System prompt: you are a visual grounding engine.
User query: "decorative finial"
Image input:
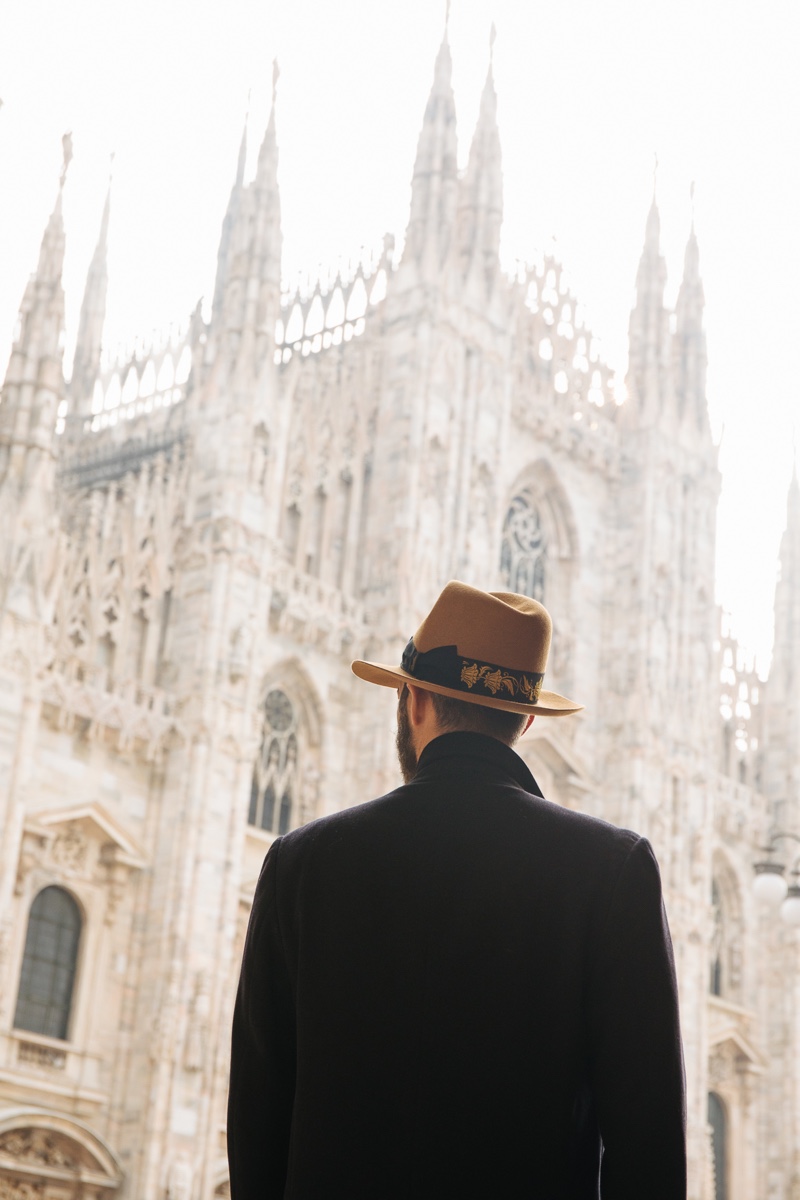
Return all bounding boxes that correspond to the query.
[444,0,451,35]
[690,179,696,230]
[652,151,658,199]
[272,58,280,106]
[60,131,73,189]
[489,22,497,63]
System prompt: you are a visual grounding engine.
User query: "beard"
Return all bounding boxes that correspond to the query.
[395,686,418,784]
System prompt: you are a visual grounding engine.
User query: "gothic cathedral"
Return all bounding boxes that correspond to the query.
[0,31,796,1200]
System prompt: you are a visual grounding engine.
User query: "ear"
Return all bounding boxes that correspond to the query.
[406,683,433,729]
[523,714,535,734]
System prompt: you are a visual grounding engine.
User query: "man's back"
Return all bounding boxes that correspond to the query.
[228,732,686,1198]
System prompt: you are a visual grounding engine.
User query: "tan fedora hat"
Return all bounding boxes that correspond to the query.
[351,580,583,717]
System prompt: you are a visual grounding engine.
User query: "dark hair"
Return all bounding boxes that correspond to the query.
[427,690,529,745]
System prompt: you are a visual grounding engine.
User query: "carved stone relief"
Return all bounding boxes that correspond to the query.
[466,465,493,588]
[0,1128,99,1175]
[708,1045,735,1088]
[150,982,180,1066]
[183,974,210,1074]
[163,1157,192,1200]
[551,612,574,682]
[0,1181,44,1200]
[0,1131,71,1172]
[51,827,88,873]
[15,832,49,896]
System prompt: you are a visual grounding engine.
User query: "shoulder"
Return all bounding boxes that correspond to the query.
[554,802,641,853]
[508,786,644,873]
[270,787,408,871]
[284,787,406,843]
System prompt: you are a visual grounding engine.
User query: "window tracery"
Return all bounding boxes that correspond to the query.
[710,879,724,996]
[249,690,300,836]
[709,865,744,1003]
[500,491,547,601]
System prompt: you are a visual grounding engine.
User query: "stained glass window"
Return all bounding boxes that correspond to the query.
[14,886,81,1040]
[500,492,547,600]
[249,690,299,835]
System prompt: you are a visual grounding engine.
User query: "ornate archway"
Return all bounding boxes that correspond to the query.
[0,1111,122,1199]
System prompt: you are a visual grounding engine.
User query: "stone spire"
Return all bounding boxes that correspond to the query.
[0,133,70,490]
[249,63,282,306]
[214,66,282,369]
[211,105,248,324]
[673,197,708,434]
[773,465,800,691]
[70,169,111,417]
[762,463,800,821]
[626,186,670,420]
[402,14,458,276]
[457,26,503,297]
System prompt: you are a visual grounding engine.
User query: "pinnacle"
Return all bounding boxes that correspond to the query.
[645,194,661,251]
[236,100,248,187]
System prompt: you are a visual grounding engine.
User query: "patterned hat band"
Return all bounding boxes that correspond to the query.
[400,638,544,704]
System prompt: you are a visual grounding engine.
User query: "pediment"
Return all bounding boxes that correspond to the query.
[26,802,146,869]
[707,1004,765,1071]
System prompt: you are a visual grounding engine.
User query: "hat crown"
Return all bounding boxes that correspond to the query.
[414,581,552,676]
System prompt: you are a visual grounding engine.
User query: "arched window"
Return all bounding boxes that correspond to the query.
[709,865,745,1003]
[710,880,724,996]
[708,1091,728,1200]
[14,886,82,1040]
[249,689,299,836]
[500,492,547,601]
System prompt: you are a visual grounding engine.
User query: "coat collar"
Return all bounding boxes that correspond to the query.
[413,731,543,797]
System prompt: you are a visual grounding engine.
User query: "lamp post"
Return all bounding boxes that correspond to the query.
[753,832,800,925]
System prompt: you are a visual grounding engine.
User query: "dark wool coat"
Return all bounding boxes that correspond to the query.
[228,731,686,1199]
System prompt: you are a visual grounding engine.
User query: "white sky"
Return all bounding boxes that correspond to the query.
[1,0,798,673]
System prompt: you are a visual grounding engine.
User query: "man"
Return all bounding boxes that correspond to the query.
[228,581,686,1198]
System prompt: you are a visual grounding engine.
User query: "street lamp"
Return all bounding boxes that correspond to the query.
[781,882,800,926]
[753,860,788,905]
[753,832,800,924]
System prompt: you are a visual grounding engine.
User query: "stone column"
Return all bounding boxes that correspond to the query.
[0,688,41,1017]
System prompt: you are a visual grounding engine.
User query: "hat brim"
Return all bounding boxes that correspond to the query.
[351,659,584,717]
